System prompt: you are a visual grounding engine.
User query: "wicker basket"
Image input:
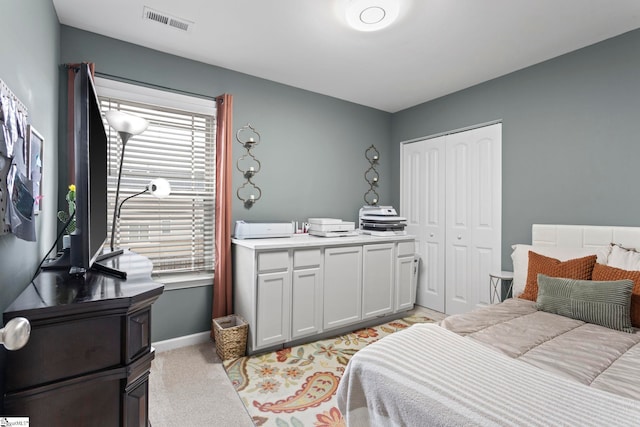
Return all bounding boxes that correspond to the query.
[213,314,248,360]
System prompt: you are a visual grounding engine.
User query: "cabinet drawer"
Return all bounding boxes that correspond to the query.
[5,315,121,391]
[258,251,289,272]
[127,308,151,363]
[293,248,321,269]
[397,241,415,257]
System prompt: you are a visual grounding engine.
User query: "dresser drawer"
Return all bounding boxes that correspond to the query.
[293,248,321,269]
[127,308,151,363]
[5,315,121,391]
[257,251,289,272]
[397,241,415,257]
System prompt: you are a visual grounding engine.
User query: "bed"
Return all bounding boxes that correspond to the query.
[337,225,640,426]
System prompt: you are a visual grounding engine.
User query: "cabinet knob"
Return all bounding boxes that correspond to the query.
[0,317,31,351]
[457,235,462,240]
[429,233,434,237]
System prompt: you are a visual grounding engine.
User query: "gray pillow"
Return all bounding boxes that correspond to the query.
[536,273,634,333]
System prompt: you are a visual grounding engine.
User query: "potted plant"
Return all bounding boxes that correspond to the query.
[57,184,76,248]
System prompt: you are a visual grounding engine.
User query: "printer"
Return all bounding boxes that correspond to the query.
[307,218,357,237]
[358,205,407,236]
[234,220,294,239]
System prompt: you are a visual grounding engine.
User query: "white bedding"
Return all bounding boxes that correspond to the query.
[337,322,640,427]
[338,224,640,425]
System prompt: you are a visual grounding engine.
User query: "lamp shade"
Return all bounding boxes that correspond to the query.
[148,178,171,199]
[105,111,149,136]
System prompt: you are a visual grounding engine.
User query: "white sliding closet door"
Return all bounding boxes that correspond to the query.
[401,137,446,312]
[445,124,502,314]
[400,123,502,315]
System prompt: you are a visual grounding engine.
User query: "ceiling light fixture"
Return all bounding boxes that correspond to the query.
[345,0,400,32]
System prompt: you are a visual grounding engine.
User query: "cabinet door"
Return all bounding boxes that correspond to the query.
[291,267,322,339]
[256,271,290,348]
[124,376,149,427]
[362,243,394,319]
[395,255,416,311]
[323,246,362,330]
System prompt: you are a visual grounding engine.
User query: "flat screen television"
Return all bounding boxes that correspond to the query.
[68,64,108,275]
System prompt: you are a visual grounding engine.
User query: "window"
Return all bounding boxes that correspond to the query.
[95,77,216,278]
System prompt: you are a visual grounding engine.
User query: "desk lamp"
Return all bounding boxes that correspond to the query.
[117,177,171,218]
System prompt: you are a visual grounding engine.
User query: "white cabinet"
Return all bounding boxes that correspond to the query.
[395,241,416,311]
[255,251,290,348]
[233,235,416,354]
[362,243,394,319]
[323,246,363,330]
[291,249,322,340]
[256,271,290,347]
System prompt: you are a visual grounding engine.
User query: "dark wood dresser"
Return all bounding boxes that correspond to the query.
[1,251,164,426]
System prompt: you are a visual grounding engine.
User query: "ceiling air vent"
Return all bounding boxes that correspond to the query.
[143,6,193,32]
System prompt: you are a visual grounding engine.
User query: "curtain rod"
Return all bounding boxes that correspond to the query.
[94,71,216,102]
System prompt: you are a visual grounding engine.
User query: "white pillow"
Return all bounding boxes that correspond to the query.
[607,244,640,271]
[510,244,611,297]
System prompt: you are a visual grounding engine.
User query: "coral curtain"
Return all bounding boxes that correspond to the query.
[212,94,234,331]
[65,63,95,183]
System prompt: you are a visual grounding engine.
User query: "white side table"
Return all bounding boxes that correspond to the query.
[489,271,514,304]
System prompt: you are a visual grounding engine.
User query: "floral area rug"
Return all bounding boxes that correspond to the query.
[223,315,433,427]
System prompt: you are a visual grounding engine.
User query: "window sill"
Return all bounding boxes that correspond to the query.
[153,271,214,291]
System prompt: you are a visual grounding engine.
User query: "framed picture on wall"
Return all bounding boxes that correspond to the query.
[27,125,44,214]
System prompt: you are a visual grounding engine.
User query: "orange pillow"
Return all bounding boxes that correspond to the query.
[520,251,597,301]
[592,263,640,328]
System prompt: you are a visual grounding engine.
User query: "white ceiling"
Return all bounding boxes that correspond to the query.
[52,0,640,113]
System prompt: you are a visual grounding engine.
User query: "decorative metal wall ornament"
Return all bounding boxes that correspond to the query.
[364,145,380,206]
[236,123,262,208]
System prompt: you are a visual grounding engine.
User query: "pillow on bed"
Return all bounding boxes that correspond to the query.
[520,252,597,301]
[592,263,640,328]
[536,274,633,333]
[607,244,640,271]
[511,245,609,298]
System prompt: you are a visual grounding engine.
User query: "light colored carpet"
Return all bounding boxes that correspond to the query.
[149,305,445,426]
[149,341,254,426]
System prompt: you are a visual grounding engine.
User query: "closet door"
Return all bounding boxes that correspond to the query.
[445,124,502,315]
[401,136,446,312]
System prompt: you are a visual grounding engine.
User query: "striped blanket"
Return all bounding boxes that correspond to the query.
[337,323,640,427]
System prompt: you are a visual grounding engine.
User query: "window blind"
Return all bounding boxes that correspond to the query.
[96,83,216,276]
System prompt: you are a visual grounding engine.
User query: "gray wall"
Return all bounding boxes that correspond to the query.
[390,28,640,269]
[0,1,60,313]
[58,26,392,341]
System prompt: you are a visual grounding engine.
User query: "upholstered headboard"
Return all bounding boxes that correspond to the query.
[532,224,640,250]
[510,224,640,296]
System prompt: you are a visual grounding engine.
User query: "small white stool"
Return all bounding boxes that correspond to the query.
[489,271,514,304]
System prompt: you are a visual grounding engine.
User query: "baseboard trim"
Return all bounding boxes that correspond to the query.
[152,331,212,353]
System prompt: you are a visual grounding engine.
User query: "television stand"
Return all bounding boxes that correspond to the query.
[97,248,124,261]
[2,251,164,426]
[42,248,129,279]
[41,248,71,270]
[94,248,129,279]
[91,259,127,279]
